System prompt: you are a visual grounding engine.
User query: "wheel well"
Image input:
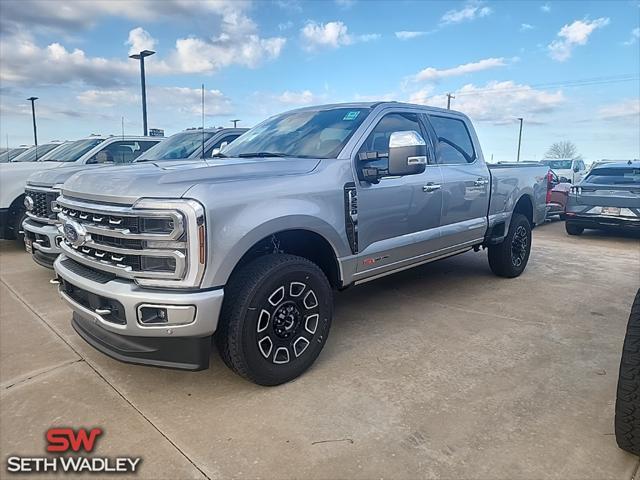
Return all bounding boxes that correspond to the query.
[513,195,533,226]
[232,230,341,289]
[6,194,25,238]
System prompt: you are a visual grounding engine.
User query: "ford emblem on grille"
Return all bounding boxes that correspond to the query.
[23,196,34,211]
[63,219,88,247]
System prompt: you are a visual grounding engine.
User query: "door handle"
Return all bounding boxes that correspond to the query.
[423,184,441,193]
[474,178,489,186]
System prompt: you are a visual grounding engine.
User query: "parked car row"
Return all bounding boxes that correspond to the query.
[2,102,552,386]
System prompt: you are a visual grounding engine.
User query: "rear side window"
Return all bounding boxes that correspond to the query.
[584,167,640,185]
[428,115,475,164]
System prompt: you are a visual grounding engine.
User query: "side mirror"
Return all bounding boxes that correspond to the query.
[210,148,221,157]
[573,165,580,173]
[387,130,427,177]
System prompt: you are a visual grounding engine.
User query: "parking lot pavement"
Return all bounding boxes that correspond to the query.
[1,220,638,479]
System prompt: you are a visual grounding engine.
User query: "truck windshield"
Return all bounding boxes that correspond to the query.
[541,160,573,169]
[137,131,216,161]
[584,167,640,185]
[11,143,60,162]
[222,107,371,159]
[40,139,104,162]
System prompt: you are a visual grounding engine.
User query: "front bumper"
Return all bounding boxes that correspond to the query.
[22,218,63,268]
[54,255,225,370]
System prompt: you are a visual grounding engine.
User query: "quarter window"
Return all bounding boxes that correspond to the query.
[357,112,424,171]
[428,115,475,164]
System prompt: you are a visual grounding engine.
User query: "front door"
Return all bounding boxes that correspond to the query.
[353,111,443,279]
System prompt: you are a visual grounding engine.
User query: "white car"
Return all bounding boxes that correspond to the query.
[539,158,587,184]
[0,135,162,242]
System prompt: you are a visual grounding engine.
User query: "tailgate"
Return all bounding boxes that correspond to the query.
[575,185,640,208]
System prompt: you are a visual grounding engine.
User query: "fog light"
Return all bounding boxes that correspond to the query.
[139,306,168,324]
[141,256,176,272]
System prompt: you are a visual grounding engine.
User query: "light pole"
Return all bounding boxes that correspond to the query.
[129,50,155,136]
[27,97,38,147]
[230,119,241,128]
[446,93,455,110]
[516,117,523,162]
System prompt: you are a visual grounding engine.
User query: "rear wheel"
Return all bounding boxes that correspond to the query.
[615,289,640,456]
[488,213,532,278]
[565,222,584,236]
[216,254,333,386]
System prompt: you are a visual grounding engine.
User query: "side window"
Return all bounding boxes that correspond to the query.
[357,112,423,171]
[205,135,241,157]
[91,141,156,164]
[428,115,476,164]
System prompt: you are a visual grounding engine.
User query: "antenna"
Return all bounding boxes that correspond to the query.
[121,116,125,140]
[201,84,205,159]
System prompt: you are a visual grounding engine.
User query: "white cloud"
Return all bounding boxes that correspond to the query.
[623,27,640,46]
[548,17,610,61]
[126,27,157,56]
[441,1,492,25]
[301,21,353,49]
[1,0,250,33]
[411,57,508,82]
[395,31,429,40]
[409,81,565,125]
[541,3,551,13]
[77,89,137,108]
[520,23,535,31]
[152,87,233,116]
[0,32,135,87]
[598,98,640,120]
[275,90,318,105]
[300,21,378,50]
[335,0,357,7]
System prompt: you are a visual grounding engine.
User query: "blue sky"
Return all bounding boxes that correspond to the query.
[1,0,638,162]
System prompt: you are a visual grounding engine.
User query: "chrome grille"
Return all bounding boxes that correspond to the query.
[56,195,205,288]
[25,187,58,222]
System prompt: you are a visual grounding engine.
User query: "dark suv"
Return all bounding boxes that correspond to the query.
[565,161,640,235]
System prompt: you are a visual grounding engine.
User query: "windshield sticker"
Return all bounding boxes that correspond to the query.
[343,111,360,121]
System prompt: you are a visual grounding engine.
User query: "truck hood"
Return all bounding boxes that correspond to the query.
[27,163,117,187]
[61,157,321,204]
[0,161,63,176]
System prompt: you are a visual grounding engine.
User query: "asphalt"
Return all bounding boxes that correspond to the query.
[1,220,639,479]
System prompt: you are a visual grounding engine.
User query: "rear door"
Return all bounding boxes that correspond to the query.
[424,114,490,248]
[354,110,443,277]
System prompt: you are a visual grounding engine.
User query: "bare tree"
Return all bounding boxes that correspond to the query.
[545,141,582,160]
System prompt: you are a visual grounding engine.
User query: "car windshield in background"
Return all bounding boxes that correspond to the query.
[222,107,371,159]
[584,167,640,185]
[11,144,60,162]
[137,131,216,161]
[542,160,573,169]
[0,148,28,162]
[40,138,104,162]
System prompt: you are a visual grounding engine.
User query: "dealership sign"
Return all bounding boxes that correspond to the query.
[6,428,141,474]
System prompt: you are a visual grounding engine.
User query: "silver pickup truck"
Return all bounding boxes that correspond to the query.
[52,102,548,385]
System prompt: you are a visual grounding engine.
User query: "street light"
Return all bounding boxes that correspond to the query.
[230,119,241,128]
[27,97,38,147]
[516,117,523,162]
[129,50,155,136]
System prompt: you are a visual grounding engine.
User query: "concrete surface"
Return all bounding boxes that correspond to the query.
[0,220,638,479]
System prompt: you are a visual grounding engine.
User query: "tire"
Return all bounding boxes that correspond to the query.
[12,207,27,245]
[215,254,333,386]
[488,213,532,278]
[565,222,584,236]
[616,289,640,456]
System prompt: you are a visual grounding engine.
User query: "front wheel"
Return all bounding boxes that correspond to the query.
[488,213,532,278]
[215,254,333,386]
[13,207,27,246]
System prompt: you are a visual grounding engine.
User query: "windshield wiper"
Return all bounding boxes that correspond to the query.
[237,152,289,158]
